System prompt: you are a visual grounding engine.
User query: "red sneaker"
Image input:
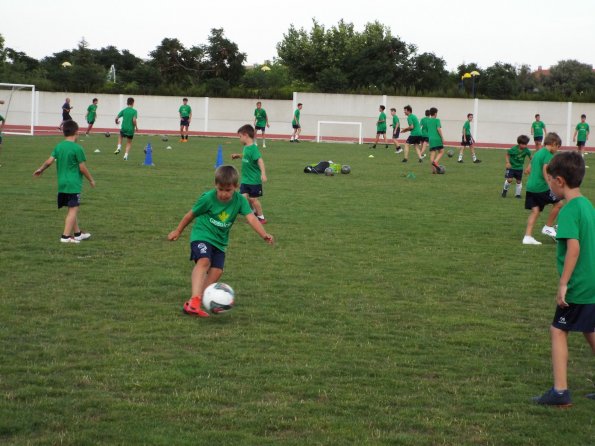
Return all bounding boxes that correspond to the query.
[183,297,209,318]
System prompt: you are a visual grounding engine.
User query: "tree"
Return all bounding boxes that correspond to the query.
[481,63,520,99]
[203,28,246,84]
[409,52,448,92]
[149,38,204,86]
[545,60,595,97]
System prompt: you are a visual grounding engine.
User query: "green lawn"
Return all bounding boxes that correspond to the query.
[1,134,594,445]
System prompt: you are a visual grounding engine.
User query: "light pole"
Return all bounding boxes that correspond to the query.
[470,70,480,98]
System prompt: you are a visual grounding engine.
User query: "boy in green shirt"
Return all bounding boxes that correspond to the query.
[85,98,98,136]
[390,108,403,154]
[371,105,388,149]
[401,105,423,163]
[0,104,5,165]
[231,124,268,224]
[533,151,595,407]
[572,114,590,158]
[531,114,547,150]
[419,109,430,158]
[168,165,274,318]
[253,101,269,148]
[33,120,96,244]
[501,135,532,198]
[426,108,445,174]
[459,113,481,163]
[523,133,563,245]
[114,97,138,160]
[290,103,302,143]
[179,98,192,142]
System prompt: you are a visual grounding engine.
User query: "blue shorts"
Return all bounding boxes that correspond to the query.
[255,125,266,132]
[240,183,263,198]
[406,135,422,145]
[87,120,95,125]
[552,303,595,332]
[525,190,560,211]
[577,141,586,148]
[292,124,301,129]
[120,131,134,140]
[461,135,473,146]
[421,136,429,143]
[180,117,190,127]
[534,136,543,142]
[376,130,386,135]
[505,168,523,181]
[392,128,400,139]
[57,192,80,208]
[190,241,225,269]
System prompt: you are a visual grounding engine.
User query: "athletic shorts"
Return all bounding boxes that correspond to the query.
[57,192,81,208]
[376,130,386,135]
[62,113,72,121]
[577,141,586,148]
[292,124,301,129]
[534,136,543,142]
[240,183,263,198]
[406,135,422,145]
[189,241,225,269]
[429,145,444,151]
[551,303,595,332]
[421,136,429,143]
[87,119,95,125]
[461,135,473,146]
[505,168,523,181]
[255,126,266,132]
[180,117,190,127]
[392,128,400,139]
[120,131,134,139]
[525,190,560,211]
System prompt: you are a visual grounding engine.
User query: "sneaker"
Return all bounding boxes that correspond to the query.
[432,161,440,170]
[402,158,408,163]
[183,298,209,318]
[515,195,522,199]
[586,393,595,400]
[533,387,572,407]
[263,144,267,148]
[522,236,542,245]
[371,144,376,149]
[473,159,482,164]
[294,140,300,143]
[114,148,121,154]
[457,159,463,163]
[418,158,423,163]
[258,217,267,224]
[542,225,557,240]
[395,148,403,154]
[123,154,128,161]
[502,189,508,198]
[385,145,389,149]
[74,232,91,241]
[60,237,80,244]
[290,139,294,143]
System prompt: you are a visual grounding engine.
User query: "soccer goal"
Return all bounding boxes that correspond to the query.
[317,121,363,144]
[0,83,36,135]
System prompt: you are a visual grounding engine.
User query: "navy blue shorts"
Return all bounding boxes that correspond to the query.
[62,113,72,121]
[255,126,266,132]
[461,135,473,146]
[534,136,543,142]
[57,192,80,208]
[240,183,263,198]
[505,168,523,181]
[292,124,301,129]
[429,145,443,151]
[525,190,560,211]
[87,120,95,125]
[406,135,422,145]
[577,141,586,147]
[421,136,429,143]
[376,130,386,135]
[180,117,190,127]
[552,303,595,332]
[392,128,400,139]
[190,241,225,269]
[120,131,134,140]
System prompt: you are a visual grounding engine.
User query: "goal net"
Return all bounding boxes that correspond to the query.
[0,83,36,135]
[317,121,363,144]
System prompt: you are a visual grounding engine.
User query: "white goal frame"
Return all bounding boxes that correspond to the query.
[0,83,36,135]
[317,121,363,144]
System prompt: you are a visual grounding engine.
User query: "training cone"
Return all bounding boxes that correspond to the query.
[143,142,154,166]
[214,144,224,169]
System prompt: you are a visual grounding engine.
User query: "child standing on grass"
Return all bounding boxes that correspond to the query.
[0,104,5,166]
[168,165,274,318]
[290,103,302,143]
[459,113,481,163]
[253,101,269,148]
[572,114,590,159]
[522,132,564,245]
[502,135,532,198]
[401,105,423,163]
[390,108,402,154]
[531,113,547,150]
[85,98,98,136]
[426,107,445,174]
[371,105,388,149]
[533,151,595,407]
[179,98,192,142]
[33,120,95,244]
[231,124,268,224]
[114,97,138,161]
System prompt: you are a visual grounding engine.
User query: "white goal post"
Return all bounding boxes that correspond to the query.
[0,83,36,135]
[317,121,363,144]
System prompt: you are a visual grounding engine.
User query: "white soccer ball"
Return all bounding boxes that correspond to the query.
[203,283,235,314]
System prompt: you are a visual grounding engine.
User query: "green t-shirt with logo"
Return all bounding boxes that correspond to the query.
[507,145,532,170]
[86,104,97,123]
[254,108,267,127]
[117,107,137,136]
[408,114,422,137]
[392,115,399,128]
[50,140,87,194]
[190,189,253,252]
[377,112,387,132]
[241,143,263,185]
[425,117,443,148]
[575,122,590,142]
[292,109,300,126]
[556,196,595,304]
[526,147,554,193]
[532,120,546,137]
[179,104,192,118]
[463,120,471,136]
[420,116,429,137]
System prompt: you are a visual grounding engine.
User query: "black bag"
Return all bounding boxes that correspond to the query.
[304,161,330,174]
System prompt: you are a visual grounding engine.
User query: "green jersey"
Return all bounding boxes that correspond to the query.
[292,109,300,126]
[575,122,590,142]
[254,108,267,127]
[420,116,429,137]
[179,104,192,118]
[50,140,87,194]
[556,196,595,304]
[190,189,253,252]
[507,145,532,170]
[526,147,554,193]
[0,114,4,122]
[425,117,443,148]
[408,114,422,137]
[86,104,97,123]
[241,143,262,185]
[532,120,545,137]
[391,115,399,128]
[377,112,387,132]
[117,107,137,136]
[463,120,471,136]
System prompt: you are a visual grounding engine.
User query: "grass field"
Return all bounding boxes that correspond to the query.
[1,134,594,445]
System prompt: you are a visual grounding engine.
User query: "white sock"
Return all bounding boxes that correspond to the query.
[515,183,522,195]
[472,153,477,161]
[257,214,264,219]
[117,144,121,149]
[503,181,510,190]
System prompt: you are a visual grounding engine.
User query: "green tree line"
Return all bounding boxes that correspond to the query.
[1,22,594,102]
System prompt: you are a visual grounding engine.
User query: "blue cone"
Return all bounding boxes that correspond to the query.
[143,142,154,166]
[214,144,223,169]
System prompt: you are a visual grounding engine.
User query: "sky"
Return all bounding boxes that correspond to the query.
[3,0,594,72]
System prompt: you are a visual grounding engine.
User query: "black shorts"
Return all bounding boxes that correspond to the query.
[57,192,80,208]
[255,126,266,132]
[87,120,95,125]
[461,135,473,146]
[534,136,543,142]
[120,131,134,140]
[429,145,444,151]
[392,128,400,139]
[292,124,301,129]
[189,241,225,269]
[240,183,263,198]
[376,130,386,135]
[577,141,586,147]
[406,135,422,145]
[421,136,429,143]
[180,117,190,127]
[62,113,72,121]
[551,303,595,332]
[525,190,560,211]
[505,168,523,181]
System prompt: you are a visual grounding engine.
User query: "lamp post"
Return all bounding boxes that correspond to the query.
[470,70,480,98]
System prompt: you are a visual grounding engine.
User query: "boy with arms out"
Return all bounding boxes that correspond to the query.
[401,105,423,163]
[231,125,268,224]
[572,114,589,158]
[168,165,274,318]
[290,103,302,143]
[502,135,532,198]
[390,108,403,154]
[179,98,192,142]
[531,113,547,150]
[533,151,595,407]
[253,101,269,148]
[371,105,388,149]
[522,132,564,245]
[85,98,98,136]
[426,108,445,174]
[459,113,481,163]
[33,120,95,243]
[114,97,138,160]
